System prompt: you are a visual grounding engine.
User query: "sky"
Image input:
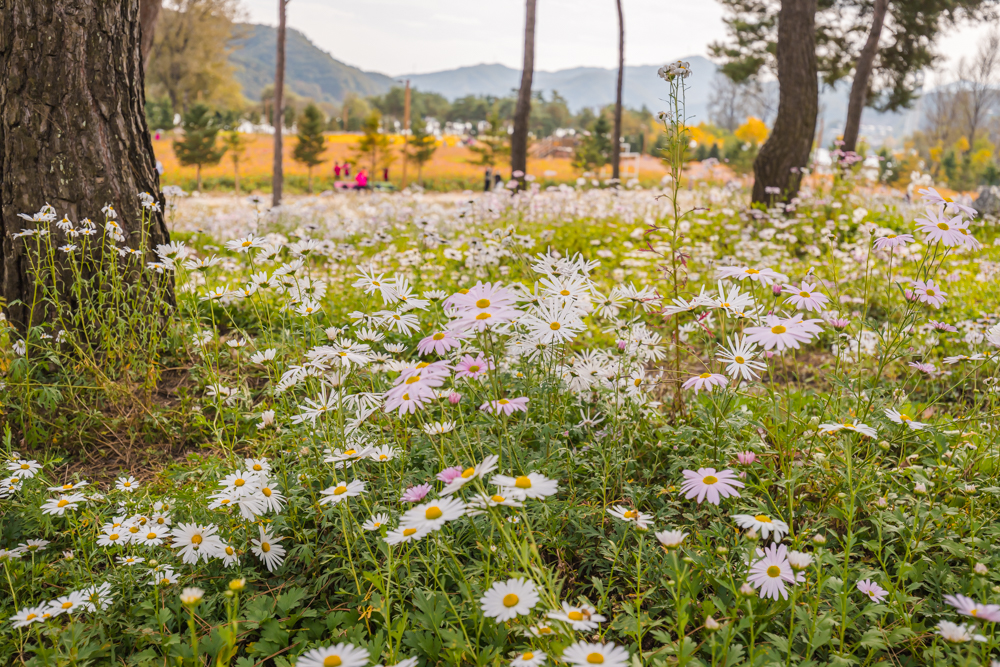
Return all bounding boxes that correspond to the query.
[241,0,992,79]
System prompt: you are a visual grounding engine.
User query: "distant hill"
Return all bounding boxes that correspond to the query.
[226,27,921,145]
[229,24,393,105]
[401,57,718,122]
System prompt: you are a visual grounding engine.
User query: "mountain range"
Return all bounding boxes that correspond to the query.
[229,23,921,143]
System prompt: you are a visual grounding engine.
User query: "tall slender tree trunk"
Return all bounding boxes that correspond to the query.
[139,0,161,66]
[196,164,202,192]
[0,0,169,330]
[510,0,537,186]
[751,0,818,205]
[842,0,888,154]
[272,0,288,207]
[611,0,624,181]
[307,166,313,194]
[233,159,241,193]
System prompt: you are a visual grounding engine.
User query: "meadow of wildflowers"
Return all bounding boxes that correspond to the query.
[3,72,1000,667]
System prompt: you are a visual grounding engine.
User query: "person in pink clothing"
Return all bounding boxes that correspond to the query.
[355,169,368,189]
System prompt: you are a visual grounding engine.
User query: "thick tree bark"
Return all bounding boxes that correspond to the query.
[510,0,536,185]
[842,0,888,153]
[751,0,818,205]
[611,0,624,181]
[272,0,287,207]
[139,0,161,66]
[0,0,169,330]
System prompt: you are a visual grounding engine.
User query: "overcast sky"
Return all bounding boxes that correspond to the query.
[241,0,992,80]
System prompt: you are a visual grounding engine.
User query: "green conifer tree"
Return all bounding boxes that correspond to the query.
[173,104,226,191]
[573,115,612,173]
[293,103,328,192]
[406,122,438,185]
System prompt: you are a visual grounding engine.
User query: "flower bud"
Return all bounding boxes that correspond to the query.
[228,578,246,592]
[812,533,827,546]
[448,392,462,405]
[739,582,756,597]
[180,587,204,606]
[914,483,927,495]
[704,616,721,632]
[974,563,988,575]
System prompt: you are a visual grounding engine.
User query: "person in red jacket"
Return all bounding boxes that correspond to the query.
[355,169,368,189]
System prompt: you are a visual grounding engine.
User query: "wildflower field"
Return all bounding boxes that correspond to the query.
[4,171,1000,667]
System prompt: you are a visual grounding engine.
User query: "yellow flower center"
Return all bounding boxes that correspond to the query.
[523,653,535,660]
[735,356,745,364]
[469,365,480,372]
[587,653,605,664]
[925,289,935,296]
[899,414,911,421]
[886,233,896,239]
[261,543,270,553]
[324,657,343,667]
[191,535,203,545]
[550,322,561,330]
[699,372,711,379]
[937,222,949,230]
[61,484,72,490]
[226,547,234,555]
[703,475,718,484]
[771,325,787,334]
[746,268,759,274]
[25,613,36,621]
[461,467,476,478]
[20,463,29,470]
[379,455,388,460]
[515,476,532,489]
[425,506,443,520]
[799,291,810,298]
[766,565,781,577]
[492,495,506,503]
[62,601,73,609]
[498,398,509,405]
[403,528,417,536]
[344,449,357,456]
[147,532,157,540]
[475,313,492,320]
[503,593,520,607]
[405,376,421,385]
[334,485,348,495]
[560,289,571,296]
[415,362,429,369]
[538,626,552,634]
[624,510,638,519]
[263,488,272,497]
[234,479,245,487]
[57,499,69,507]
[433,333,445,340]
[129,526,139,533]
[476,298,491,308]
[402,393,410,401]
[253,464,263,471]
[160,578,170,585]
[109,533,119,540]
[754,515,771,523]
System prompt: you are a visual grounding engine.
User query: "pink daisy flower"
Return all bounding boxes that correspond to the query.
[912,279,946,308]
[908,361,936,374]
[681,372,729,394]
[736,451,757,465]
[873,232,914,250]
[856,579,888,603]
[943,594,1000,622]
[437,466,464,483]
[480,397,529,416]
[917,187,978,218]
[914,209,966,247]
[383,390,432,415]
[782,282,829,312]
[679,468,744,505]
[401,484,432,503]
[745,314,824,352]
[929,320,957,332]
[454,354,494,380]
[417,330,463,356]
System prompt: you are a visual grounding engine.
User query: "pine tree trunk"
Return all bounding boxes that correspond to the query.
[510,0,536,186]
[842,0,888,154]
[233,160,240,193]
[196,164,202,192]
[272,0,287,207]
[0,0,170,330]
[139,0,160,66]
[307,167,313,194]
[751,0,818,205]
[611,0,624,181]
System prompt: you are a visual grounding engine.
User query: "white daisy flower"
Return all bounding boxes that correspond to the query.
[480,577,540,623]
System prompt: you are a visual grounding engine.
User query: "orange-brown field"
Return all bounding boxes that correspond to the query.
[152,133,673,192]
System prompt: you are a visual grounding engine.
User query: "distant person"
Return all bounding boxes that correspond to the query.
[155,160,164,176]
[355,169,368,190]
[334,162,342,178]
[484,167,492,192]
[344,163,351,178]
[493,172,503,190]
[382,167,389,181]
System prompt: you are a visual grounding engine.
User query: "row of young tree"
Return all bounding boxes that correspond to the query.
[171,103,440,192]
